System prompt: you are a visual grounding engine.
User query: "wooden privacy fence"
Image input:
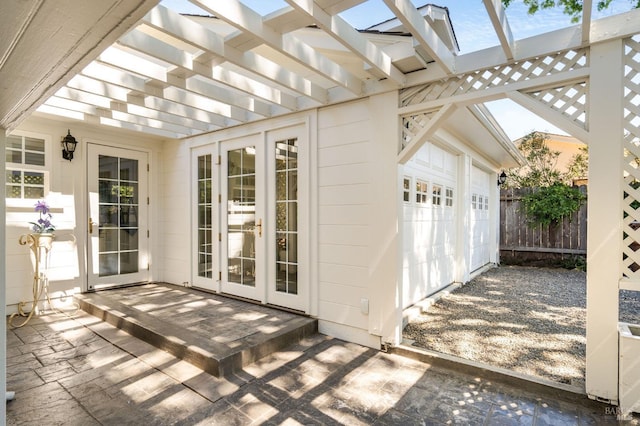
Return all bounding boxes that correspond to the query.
[500,186,587,257]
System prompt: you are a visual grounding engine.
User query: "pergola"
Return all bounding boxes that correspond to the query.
[2,0,640,414]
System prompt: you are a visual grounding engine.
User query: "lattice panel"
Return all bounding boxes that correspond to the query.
[401,48,588,107]
[525,81,588,130]
[623,35,640,278]
[401,110,438,151]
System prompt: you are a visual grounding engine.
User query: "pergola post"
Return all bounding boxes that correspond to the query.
[585,38,624,402]
[1,128,7,417]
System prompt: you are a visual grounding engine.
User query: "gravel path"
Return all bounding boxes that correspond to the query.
[403,265,640,387]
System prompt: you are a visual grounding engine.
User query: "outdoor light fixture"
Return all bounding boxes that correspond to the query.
[61,129,77,161]
[497,170,507,186]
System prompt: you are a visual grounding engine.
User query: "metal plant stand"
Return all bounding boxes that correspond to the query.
[9,233,65,328]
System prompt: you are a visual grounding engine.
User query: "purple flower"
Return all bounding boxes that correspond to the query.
[34,200,50,215]
[29,200,55,233]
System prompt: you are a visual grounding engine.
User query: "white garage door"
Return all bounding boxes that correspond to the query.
[470,166,491,272]
[402,143,457,308]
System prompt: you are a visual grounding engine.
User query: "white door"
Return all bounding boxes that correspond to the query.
[470,166,491,271]
[191,145,219,291]
[218,127,307,312]
[266,127,307,312]
[221,136,265,301]
[87,144,149,290]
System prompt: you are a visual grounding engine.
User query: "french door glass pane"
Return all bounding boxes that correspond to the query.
[98,155,139,277]
[275,139,298,294]
[228,147,256,286]
[197,155,213,278]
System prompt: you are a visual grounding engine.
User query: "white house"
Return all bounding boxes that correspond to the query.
[2,0,640,417]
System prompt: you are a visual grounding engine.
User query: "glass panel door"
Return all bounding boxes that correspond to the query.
[227,147,257,286]
[275,138,298,295]
[221,137,264,300]
[88,144,149,290]
[266,126,307,312]
[191,145,218,291]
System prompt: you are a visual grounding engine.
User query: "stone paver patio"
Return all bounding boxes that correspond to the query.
[5,289,635,425]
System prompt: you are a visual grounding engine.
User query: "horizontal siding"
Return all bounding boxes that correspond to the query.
[318,225,369,246]
[318,263,368,287]
[318,300,368,330]
[318,140,370,167]
[318,163,370,186]
[316,100,372,334]
[318,184,370,206]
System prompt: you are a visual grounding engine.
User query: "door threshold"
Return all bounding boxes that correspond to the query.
[88,281,150,293]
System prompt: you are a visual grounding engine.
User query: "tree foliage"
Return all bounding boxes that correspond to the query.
[506,131,588,226]
[506,131,562,188]
[506,131,588,188]
[520,184,586,226]
[501,0,640,23]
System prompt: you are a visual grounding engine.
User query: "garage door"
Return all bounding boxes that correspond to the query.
[402,143,457,308]
[470,166,491,272]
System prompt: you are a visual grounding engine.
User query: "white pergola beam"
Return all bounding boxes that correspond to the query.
[382,0,456,74]
[82,62,231,128]
[143,6,326,103]
[284,0,406,85]
[483,0,515,60]
[507,90,590,143]
[191,0,363,95]
[582,0,592,43]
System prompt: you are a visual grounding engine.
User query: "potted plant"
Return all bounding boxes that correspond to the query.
[22,200,56,249]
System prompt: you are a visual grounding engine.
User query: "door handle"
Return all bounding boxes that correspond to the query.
[89,217,95,234]
[256,219,262,237]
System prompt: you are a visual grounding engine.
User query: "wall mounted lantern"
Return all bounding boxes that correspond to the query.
[61,129,77,161]
[497,170,507,186]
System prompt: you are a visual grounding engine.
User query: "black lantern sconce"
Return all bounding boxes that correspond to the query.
[497,170,507,186]
[61,129,78,161]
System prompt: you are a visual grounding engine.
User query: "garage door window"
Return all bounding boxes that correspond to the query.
[416,180,428,204]
[403,177,411,203]
[432,184,442,206]
[445,187,454,207]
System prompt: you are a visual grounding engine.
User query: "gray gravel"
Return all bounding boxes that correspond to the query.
[403,265,640,386]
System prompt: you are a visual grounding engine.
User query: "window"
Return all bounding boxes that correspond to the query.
[484,195,489,210]
[5,133,49,199]
[432,184,442,206]
[416,179,428,204]
[478,195,484,210]
[445,187,454,207]
[403,177,411,203]
[471,194,477,209]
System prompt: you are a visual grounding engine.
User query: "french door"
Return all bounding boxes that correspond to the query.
[191,145,219,291]
[221,136,265,300]
[87,144,149,290]
[191,126,307,312]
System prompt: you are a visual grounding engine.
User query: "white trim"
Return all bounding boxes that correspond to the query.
[1,128,8,421]
[318,320,381,350]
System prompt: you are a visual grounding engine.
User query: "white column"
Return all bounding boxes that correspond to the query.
[586,39,624,402]
[368,92,402,345]
[455,154,471,283]
[1,128,7,418]
[490,171,500,265]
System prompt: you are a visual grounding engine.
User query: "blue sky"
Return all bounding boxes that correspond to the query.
[158,0,634,140]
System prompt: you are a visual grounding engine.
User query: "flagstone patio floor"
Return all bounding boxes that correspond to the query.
[5,284,636,425]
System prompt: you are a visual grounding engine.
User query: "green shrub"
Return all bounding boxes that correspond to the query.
[520,184,586,226]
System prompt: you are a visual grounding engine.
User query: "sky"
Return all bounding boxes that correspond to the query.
[159,0,635,140]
